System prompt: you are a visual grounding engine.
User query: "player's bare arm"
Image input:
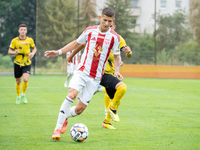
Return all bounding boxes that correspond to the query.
[66,54,71,65]
[114,54,123,80]
[28,46,37,59]
[8,48,19,55]
[44,40,80,58]
[67,42,86,63]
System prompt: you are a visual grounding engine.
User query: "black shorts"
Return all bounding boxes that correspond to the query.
[14,63,31,78]
[100,73,121,99]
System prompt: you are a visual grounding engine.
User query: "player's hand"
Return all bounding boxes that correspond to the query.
[44,50,59,58]
[28,53,34,59]
[67,62,71,65]
[124,46,131,53]
[123,46,132,58]
[115,72,123,80]
[15,49,19,54]
[67,55,73,64]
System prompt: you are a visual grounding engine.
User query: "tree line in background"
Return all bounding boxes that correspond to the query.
[0,0,200,70]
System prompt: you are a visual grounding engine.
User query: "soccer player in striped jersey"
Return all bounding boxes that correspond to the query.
[45,7,122,140]
[67,21,132,129]
[64,50,81,88]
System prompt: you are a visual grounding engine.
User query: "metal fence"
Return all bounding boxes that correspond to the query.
[1,50,199,75]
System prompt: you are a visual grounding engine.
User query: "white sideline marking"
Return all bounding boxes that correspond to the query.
[0,87,64,88]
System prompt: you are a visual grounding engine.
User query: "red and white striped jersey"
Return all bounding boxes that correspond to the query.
[67,50,81,66]
[76,25,120,80]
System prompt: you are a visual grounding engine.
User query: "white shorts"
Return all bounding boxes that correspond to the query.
[68,70,100,106]
[67,63,77,74]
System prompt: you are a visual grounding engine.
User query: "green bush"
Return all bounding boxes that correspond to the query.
[0,54,13,69]
[176,40,200,65]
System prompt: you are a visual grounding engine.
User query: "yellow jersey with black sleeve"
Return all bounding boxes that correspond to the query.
[104,35,126,75]
[9,36,35,66]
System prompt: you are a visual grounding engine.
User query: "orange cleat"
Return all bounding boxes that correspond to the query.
[61,118,68,134]
[52,129,61,140]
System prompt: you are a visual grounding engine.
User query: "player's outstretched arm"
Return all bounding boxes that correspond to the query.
[67,42,86,63]
[114,54,123,80]
[44,40,80,58]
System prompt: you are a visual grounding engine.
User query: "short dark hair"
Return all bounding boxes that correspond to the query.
[102,7,115,17]
[19,24,27,29]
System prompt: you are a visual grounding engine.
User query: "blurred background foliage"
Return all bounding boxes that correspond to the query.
[0,0,200,72]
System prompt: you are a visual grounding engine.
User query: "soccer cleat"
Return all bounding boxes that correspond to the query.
[52,129,61,140]
[109,108,120,122]
[21,95,27,104]
[102,122,116,129]
[16,97,21,104]
[61,118,68,134]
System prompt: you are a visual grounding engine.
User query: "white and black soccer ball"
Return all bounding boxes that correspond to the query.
[70,123,89,142]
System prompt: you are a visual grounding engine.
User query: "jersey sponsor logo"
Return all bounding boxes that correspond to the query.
[104,39,110,45]
[98,35,105,39]
[91,37,96,41]
[21,42,27,44]
[93,45,103,57]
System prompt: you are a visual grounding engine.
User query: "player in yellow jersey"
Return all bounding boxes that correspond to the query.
[8,24,37,104]
[100,21,132,129]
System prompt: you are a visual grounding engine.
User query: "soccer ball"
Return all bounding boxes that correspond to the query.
[70,123,89,142]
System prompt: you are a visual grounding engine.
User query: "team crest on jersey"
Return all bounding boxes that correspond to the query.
[93,45,103,57]
[104,39,110,45]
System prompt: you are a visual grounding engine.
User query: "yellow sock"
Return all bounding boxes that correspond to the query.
[102,87,106,93]
[110,84,127,110]
[104,104,112,123]
[15,83,21,97]
[104,93,110,110]
[22,81,28,94]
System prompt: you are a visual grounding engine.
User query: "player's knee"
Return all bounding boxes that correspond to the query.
[23,79,28,82]
[16,81,21,85]
[67,93,77,100]
[118,84,127,94]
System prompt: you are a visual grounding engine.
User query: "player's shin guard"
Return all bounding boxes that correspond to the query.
[22,81,28,94]
[55,97,74,130]
[15,83,21,97]
[111,84,127,110]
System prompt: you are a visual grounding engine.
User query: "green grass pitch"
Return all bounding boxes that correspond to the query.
[0,75,200,150]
